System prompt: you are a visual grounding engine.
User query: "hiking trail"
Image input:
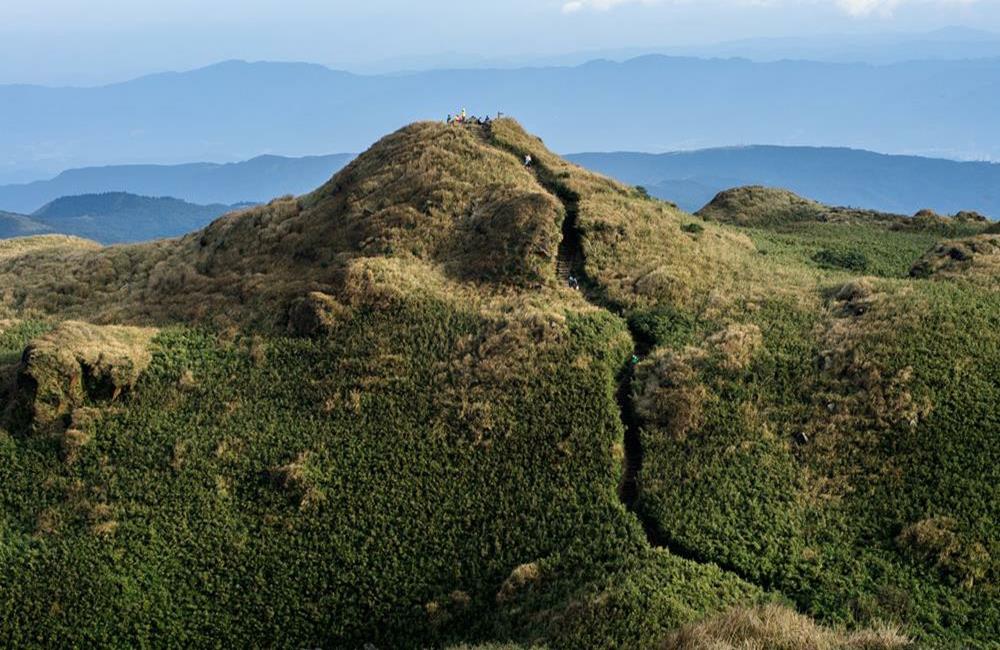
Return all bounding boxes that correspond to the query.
[517,150,651,531]
[510,144,774,588]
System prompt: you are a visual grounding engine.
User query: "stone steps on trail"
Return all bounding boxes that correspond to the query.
[556,258,572,282]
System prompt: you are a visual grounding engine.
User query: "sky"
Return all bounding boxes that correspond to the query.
[1,0,998,85]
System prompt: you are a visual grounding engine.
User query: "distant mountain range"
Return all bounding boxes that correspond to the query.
[589,27,1000,67]
[1,192,247,244]
[3,56,1000,175]
[356,27,1000,72]
[0,210,51,239]
[567,146,1000,217]
[0,154,354,215]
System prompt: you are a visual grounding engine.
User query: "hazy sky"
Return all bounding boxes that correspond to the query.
[1,0,998,85]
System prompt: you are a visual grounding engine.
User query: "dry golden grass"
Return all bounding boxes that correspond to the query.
[706,323,763,372]
[0,120,837,333]
[695,186,979,233]
[0,234,99,259]
[497,562,543,604]
[697,186,826,226]
[0,122,573,329]
[6,320,156,432]
[489,120,790,319]
[910,234,1000,288]
[661,604,911,650]
[634,347,709,441]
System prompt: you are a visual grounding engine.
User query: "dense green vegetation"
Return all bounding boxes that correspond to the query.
[0,300,764,647]
[749,222,949,278]
[632,283,999,648]
[1,120,994,648]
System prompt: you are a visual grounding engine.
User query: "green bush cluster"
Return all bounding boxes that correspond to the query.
[812,248,870,272]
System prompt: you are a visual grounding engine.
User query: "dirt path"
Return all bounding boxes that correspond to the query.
[485,128,774,586]
[518,155,650,525]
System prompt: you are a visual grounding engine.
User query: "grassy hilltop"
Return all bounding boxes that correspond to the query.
[0,120,995,648]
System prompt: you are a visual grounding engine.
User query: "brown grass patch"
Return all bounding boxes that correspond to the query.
[634,348,709,441]
[909,234,1000,287]
[496,562,542,603]
[8,321,156,432]
[661,604,911,650]
[897,517,991,589]
[707,323,763,372]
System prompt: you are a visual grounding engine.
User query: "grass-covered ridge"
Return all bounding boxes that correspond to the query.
[0,122,565,328]
[0,119,993,647]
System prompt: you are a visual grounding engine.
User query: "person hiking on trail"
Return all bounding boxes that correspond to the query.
[568,274,579,290]
[460,108,467,122]
[631,354,640,366]
[524,154,533,167]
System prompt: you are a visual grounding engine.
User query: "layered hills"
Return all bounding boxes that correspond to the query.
[5,56,1000,174]
[0,210,52,238]
[29,192,248,244]
[0,153,355,215]
[567,146,1000,216]
[0,120,995,648]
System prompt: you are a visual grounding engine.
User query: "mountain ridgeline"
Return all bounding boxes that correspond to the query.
[0,121,995,648]
[567,146,1000,216]
[0,153,355,215]
[0,210,52,239]
[6,146,999,234]
[26,192,249,244]
[4,56,1000,174]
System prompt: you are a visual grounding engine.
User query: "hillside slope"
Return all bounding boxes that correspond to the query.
[0,210,52,238]
[28,192,246,244]
[0,120,995,648]
[0,153,355,214]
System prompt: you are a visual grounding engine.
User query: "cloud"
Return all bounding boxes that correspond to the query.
[561,0,981,17]
[562,0,657,14]
[836,0,903,16]
[836,0,980,16]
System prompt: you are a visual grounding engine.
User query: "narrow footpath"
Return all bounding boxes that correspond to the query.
[488,127,772,586]
[526,157,650,523]
[538,158,769,580]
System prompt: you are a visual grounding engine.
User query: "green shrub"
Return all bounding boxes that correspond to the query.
[812,247,870,272]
